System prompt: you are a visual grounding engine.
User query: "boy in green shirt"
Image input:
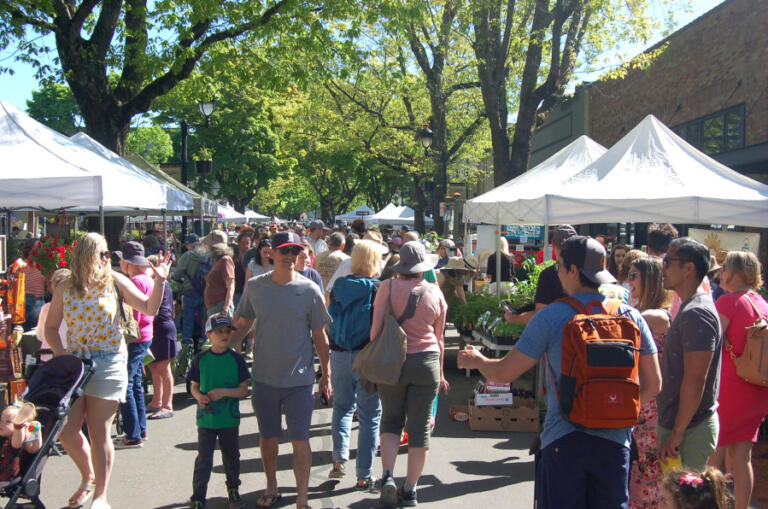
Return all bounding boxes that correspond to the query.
[188,314,249,509]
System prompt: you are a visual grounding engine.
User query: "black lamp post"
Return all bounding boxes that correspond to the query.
[416,125,433,223]
[181,99,217,242]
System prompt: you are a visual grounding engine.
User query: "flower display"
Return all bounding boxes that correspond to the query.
[27,236,75,276]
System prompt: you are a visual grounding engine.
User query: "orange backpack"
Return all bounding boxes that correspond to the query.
[546,297,642,429]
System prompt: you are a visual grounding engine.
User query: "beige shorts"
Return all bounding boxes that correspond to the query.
[76,350,128,402]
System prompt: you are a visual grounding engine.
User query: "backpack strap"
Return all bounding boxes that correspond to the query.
[113,282,127,323]
[396,283,430,325]
[555,297,588,315]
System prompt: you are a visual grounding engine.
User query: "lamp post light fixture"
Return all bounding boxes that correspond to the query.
[181,99,217,241]
[417,125,433,149]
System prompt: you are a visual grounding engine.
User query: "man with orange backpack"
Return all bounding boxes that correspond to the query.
[459,236,662,509]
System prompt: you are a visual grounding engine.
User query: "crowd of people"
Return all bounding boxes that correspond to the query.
[6,217,767,509]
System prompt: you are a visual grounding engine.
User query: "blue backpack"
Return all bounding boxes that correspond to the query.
[329,275,378,351]
[190,257,213,295]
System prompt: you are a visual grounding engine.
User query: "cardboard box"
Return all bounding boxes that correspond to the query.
[450,405,470,422]
[469,398,539,432]
[474,391,514,406]
[485,380,511,393]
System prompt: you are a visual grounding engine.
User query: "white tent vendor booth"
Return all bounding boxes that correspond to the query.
[370,203,435,227]
[0,101,171,213]
[217,203,247,223]
[244,209,270,222]
[464,116,768,227]
[335,204,375,224]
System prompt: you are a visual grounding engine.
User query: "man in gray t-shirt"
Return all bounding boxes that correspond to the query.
[657,238,722,472]
[231,231,331,509]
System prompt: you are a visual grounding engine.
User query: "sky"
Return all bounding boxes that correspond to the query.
[0,0,724,112]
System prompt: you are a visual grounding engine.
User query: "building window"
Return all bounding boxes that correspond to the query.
[672,104,745,155]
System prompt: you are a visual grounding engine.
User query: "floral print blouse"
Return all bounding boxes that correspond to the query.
[63,280,125,355]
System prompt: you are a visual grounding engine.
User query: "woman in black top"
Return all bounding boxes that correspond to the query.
[485,236,514,282]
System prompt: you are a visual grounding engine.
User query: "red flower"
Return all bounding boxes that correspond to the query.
[60,260,68,267]
[42,236,49,242]
[48,252,55,259]
[57,247,66,254]
[34,262,41,270]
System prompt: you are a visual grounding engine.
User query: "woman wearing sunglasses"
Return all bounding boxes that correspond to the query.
[626,256,673,509]
[44,232,170,509]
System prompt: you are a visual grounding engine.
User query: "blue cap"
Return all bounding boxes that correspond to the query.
[185,233,200,245]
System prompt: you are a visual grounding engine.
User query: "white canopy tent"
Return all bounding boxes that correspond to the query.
[464,117,768,227]
[370,204,434,227]
[70,132,195,214]
[217,203,247,223]
[244,209,270,221]
[335,204,375,224]
[463,135,607,225]
[0,101,176,213]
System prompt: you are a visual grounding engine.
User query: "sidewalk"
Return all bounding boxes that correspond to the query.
[39,333,537,508]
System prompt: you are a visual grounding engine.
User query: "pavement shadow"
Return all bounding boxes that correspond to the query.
[174,427,332,452]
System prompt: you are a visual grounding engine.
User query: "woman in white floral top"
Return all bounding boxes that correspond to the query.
[44,233,170,509]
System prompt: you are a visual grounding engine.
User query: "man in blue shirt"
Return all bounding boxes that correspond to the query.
[459,236,661,509]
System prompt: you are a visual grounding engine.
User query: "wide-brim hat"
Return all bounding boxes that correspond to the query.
[363,230,390,256]
[392,241,439,274]
[442,256,476,272]
[201,230,227,248]
[708,254,722,277]
[113,241,149,266]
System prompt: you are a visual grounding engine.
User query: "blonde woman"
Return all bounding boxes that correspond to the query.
[626,256,672,508]
[327,240,382,489]
[710,251,768,509]
[45,233,169,509]
[618,249,648,305]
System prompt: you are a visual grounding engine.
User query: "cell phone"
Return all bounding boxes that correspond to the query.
[503,302,517,314]
[320,393,330,406]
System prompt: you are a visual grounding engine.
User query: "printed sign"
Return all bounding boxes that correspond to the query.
[688,228,760,255]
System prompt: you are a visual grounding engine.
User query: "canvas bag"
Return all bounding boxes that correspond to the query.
[353,280,429,386]
[546,297,642,429]
[725,292,768,387]
[113,283,140,343]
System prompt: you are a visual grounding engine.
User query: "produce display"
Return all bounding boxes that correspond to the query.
[447,257,556,345]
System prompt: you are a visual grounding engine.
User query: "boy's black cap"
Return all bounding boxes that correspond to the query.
[205,314,236,333]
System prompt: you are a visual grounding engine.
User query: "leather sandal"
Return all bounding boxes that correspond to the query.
[68,479,96,508]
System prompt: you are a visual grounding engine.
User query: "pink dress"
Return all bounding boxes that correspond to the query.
[715,291,768,445]
[629,327,666,508]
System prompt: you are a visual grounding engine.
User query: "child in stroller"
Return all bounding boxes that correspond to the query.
[0,402,43,482]
[0,354,94,509]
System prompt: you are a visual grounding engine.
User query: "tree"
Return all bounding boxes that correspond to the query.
[126,126,174,164]
[25,81,82,135]
[470,0,674,184]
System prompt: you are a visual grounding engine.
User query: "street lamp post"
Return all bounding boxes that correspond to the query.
[416,125,433,231]
[181,99,217,243]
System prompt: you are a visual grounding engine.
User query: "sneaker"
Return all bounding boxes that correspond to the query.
[355,477,377,491]
[227,488,245,509]
[399,486,418,507]
[114,437,143,449]
[379,474,397,507]
[189,500,204,509]
[328,461,346,479]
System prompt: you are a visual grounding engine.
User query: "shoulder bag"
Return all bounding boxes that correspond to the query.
[724,292,768,387]
[114,283,141,343]
[353,280,429,386]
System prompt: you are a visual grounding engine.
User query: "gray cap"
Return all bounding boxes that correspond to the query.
[113,241,149,266]
[438,238,455,250]
[309,219,327,231]
[561,236,616,285]
[552,225,578,248]
[391,241,439,275]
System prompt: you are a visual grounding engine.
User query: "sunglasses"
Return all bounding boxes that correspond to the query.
[627,270,640,281]
[278,246,303,256]
[662,256,691,268]
[100,251,111,260]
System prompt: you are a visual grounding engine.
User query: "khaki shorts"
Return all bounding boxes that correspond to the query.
[657,411,719,472]
[75,350,128,403]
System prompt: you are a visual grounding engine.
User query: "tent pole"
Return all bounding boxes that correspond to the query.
[99,207,104,235]
[496,203,501,298]
[543,224,550,261]
[162,209,168,254]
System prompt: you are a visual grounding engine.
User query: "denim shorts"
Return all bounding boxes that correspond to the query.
[74,350,128,403]
[251,381,314,441]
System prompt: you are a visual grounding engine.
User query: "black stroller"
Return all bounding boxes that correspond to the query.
[0,355,94,508]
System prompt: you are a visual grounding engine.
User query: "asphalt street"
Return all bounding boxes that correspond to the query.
[38,333,537,509]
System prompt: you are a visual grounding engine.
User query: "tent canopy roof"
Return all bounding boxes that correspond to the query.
[464,118,768,227]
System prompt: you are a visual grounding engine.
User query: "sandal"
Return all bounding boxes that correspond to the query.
[68,479,96,508]
[13,402,37,425]
[256,492,281,508]
[355,477,376,491]
[328,461,346,479]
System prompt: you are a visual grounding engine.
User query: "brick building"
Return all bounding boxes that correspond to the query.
[530,0,767,255]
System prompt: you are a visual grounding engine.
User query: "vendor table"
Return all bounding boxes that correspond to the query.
[472,330,544,402]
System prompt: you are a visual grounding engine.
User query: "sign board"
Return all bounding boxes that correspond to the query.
[688,228,760,255]
[0,235,5,273]
[503,225,543,240]
[476,225,498,252]
[355,211,370,216]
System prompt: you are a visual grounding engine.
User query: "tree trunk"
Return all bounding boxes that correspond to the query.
[428,86,447,235]
[508,97,539,180]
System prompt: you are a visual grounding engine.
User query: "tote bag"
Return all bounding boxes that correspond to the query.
[726,293,768,387]
[353,281,428,386]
